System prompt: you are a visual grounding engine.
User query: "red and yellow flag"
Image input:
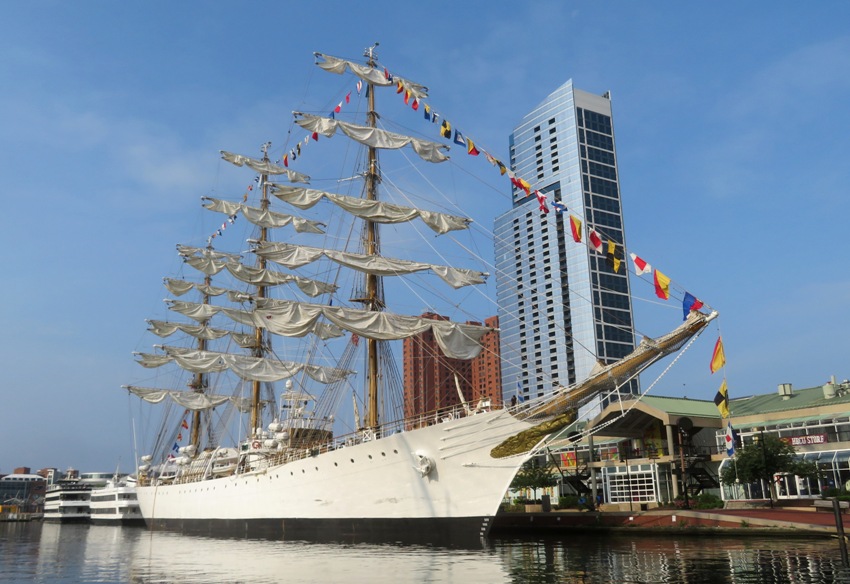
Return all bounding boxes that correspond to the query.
[710,337,726,373]
[518,178,531,194]
[654,269,671,300]
[569,215,582,243]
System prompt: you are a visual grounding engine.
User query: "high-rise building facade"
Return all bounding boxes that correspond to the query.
[494,80,637,405]
[403,313,502,420]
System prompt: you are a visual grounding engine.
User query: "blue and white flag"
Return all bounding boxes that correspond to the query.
[551,200,567,214]
[725,421,736,457]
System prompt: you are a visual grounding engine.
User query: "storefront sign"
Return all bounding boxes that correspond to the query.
[784,434,827,446]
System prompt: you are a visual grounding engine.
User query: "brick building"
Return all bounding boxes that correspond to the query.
[403,313,502,420]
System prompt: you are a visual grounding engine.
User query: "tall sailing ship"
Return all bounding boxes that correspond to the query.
[125,47,716,544]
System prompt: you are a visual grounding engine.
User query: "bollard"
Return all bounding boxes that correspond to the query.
[833,499,849,567]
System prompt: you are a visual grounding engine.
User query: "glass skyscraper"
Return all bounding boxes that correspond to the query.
[495,80,637,407]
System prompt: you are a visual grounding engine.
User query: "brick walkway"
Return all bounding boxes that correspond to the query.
[490,506,850,537]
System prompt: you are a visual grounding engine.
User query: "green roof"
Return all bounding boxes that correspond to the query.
[547,383,850,444]
[639,395,721,418]
[730,383,850,417]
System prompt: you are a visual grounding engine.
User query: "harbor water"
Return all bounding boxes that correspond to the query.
[2,521,850,583]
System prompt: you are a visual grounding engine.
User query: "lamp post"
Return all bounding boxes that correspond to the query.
[760,429,773,508]
[679,427,690,509]
[677,418,693,510]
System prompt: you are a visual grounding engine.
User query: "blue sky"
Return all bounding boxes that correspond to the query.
[2,2,849,474]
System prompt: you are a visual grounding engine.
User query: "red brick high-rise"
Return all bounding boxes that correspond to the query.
[403,313,502,421]
[470,315,502,407]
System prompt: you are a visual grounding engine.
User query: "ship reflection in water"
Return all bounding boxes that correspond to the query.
[2,522,849,583]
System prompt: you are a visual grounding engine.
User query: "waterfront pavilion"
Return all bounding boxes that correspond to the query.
[541,379,850,509]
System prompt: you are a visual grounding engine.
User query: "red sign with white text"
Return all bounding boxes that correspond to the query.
[782,434,827,446]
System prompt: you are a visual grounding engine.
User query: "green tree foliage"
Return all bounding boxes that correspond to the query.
[720,433,818,500]
[510,458,559,501]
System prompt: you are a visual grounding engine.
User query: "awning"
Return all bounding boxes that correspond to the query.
[768,415,825,428]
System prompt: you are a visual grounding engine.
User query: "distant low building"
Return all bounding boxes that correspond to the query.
[0,470,46,514]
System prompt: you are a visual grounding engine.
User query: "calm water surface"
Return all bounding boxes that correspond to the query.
[2,522,849,583]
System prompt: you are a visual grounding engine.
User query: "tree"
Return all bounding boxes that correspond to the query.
[720,433,818,501]
[510,458,559,502]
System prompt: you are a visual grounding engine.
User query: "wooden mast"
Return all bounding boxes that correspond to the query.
[364,44,381,432]
[250,142,272,436]
[189,273,211,449]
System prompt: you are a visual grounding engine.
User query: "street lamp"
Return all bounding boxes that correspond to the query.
[759,429,773,508]
[679,427,690,509]
[677,417,693,509]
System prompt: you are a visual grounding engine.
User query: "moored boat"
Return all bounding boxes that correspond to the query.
[89,475,144,526]
[43,480,91,524]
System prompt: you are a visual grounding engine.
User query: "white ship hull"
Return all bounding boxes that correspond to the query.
[137,409,534,543]
[90,483,144,526]
[43,484,91,524]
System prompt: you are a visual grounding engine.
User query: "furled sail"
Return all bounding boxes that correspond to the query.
[147,320,231,341]
[166,300,220,322]
[134,353,172,368]
[270,185,471,235]
[220,151,310,183]
[139,346,354,384]
[166,300,345,340]
[223,263,337,297]
[252,298,490,360]
[123,385,251,412]
[174,238,336,296]
[253,241,488,289]
[174,246,238,276]
[177,245,242,261]
[229,332,258,348]
[164,278,229,298]
[147,320,265,346]
[202,197,326,234]
[293,113,449,164]
[314,52,428,100]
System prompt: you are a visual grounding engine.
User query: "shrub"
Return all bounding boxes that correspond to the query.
[692,493,724,509]
[673,493,723,509]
